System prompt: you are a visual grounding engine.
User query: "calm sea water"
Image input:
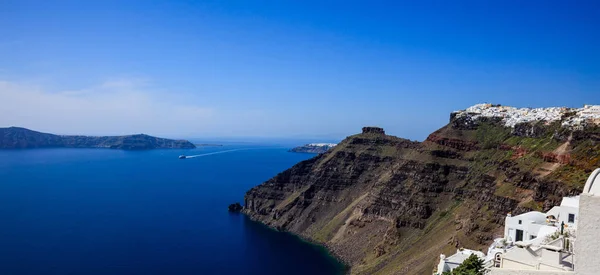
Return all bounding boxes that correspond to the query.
[0,146,345,275]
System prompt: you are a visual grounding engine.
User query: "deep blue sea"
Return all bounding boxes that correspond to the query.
[0,146,345,275]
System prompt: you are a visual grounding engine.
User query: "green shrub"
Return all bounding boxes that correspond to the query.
[442,254,484,275]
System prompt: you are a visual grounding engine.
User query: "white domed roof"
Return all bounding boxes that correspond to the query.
[583,168,600,196]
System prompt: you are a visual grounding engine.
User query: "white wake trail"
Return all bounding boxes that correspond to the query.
[185,148,252,158]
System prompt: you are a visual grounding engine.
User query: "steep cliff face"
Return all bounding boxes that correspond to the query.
[245,117,599,274]
[0,127,196,149]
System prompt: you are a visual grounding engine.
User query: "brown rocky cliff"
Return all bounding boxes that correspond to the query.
[244,118,596,274]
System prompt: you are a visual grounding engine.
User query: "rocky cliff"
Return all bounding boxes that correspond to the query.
[0,127,196,150]
[244,109,600,275]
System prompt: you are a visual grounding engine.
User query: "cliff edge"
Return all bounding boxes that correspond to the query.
[244,104,600,274]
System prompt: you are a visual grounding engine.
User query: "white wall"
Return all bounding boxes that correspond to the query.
[557,206,578,229]
[573,194,600,275]
[505,214,546,242]
[503,259,537,270]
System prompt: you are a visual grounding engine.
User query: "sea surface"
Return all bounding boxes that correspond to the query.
[0,146,346,275]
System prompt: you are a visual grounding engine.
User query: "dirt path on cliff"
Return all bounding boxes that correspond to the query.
[331,193,370,243]
[554,134,572,155]
[537,134,572,177]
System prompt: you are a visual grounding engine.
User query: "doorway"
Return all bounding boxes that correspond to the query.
[516,229,524,242]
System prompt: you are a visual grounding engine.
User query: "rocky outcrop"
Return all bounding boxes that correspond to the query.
[362,126,385,135]
[0,127,196,150]
[244,111,598,274]
[228,202,243,212]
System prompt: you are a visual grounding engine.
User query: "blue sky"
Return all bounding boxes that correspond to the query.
[1,1,598,141]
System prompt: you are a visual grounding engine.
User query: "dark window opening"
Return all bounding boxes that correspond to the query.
[518,220,522,224]
[568,214,575,223]
[516,229,524,242]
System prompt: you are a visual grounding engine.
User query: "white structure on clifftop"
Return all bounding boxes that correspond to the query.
[453,104,600,129]
[307,143,338,147]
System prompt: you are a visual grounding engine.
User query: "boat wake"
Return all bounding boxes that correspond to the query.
[184,148,252,158]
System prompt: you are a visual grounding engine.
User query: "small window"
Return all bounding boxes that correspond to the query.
[568,214,575,223]
[518,220,522,225]
[530,235,537,240]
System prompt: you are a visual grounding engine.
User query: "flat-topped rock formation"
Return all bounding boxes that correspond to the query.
[362,126,385,134]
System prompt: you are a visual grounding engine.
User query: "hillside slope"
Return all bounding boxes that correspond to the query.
[244,108,600,274]
[0,127,196,149]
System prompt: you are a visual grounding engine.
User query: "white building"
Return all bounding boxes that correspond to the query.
[489,168,600,275]
[498,238,574,272]
[546,196,580,229]
[504,196,579,245]
[435,248,486,275]
[582,105,600,115]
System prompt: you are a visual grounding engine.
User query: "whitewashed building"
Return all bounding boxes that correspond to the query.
[433,168,600,275]
[435,195,581,274]
[582,105,600,115]
[504,196,579,245]
[435,249,486,274]
[489,168,600,275]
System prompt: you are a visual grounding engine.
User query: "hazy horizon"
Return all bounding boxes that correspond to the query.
[2,1,598,141]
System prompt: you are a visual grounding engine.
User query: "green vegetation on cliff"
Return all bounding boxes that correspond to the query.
[244,117,598,275]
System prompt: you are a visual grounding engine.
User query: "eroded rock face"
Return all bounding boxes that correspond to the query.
[244,117,598,274]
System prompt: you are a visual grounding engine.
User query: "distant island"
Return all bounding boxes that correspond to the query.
[0,127,196,150]
[289,143,337,154]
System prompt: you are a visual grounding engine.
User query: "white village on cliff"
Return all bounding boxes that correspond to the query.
[453,104,600,129]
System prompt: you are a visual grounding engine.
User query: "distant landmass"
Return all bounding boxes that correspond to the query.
[289,143,337,154]
[0,127,196,150]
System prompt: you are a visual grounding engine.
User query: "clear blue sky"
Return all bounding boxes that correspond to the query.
[1,1,598,141]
